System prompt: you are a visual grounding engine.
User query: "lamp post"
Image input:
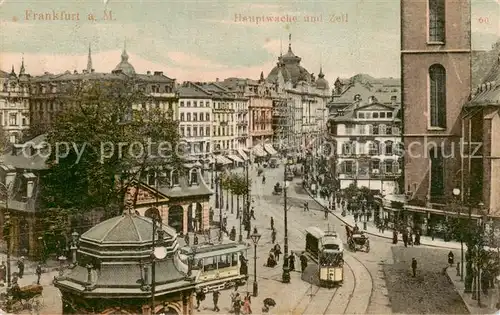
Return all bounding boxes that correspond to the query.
[250,232,261,297]
[452,188,464,281]
[282,166,290,284]
[151,212,167,314]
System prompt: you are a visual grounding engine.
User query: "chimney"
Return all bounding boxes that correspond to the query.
[91,69,95,73]
[82,70,88,74]
[73,70,78,74]
[216,78,219,82]
[147,71,151,75]
[154,71,163,76]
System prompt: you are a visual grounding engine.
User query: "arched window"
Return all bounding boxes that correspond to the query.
[379,124,386,135]
[369,141,379,156]
[429,0,445,42]
[430,147,445,197]
[384,141,393,155]
[429,64,446,128]
[170,170,179,186]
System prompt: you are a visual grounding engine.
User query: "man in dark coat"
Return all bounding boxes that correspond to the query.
[213,290,221,312]
[36,263,42,285]
[270,217,274,230]
[271,229,276,244]
[414,231,421,245]
[289,253,296,271]
[402,231,408,247]
[17,258,24,279]
[392,230,398,244]
[300,253,308,273]
[230,226,237,241]
[411,258,417,277]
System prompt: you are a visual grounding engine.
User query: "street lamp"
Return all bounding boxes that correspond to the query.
[250,232,261,297]
[282,175,290,284]
[452,188,464,281]
[151,219,167,313]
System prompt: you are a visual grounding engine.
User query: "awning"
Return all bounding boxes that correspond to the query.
[252,144,267,157]
[228,155,243,163]
[215,155,232,165]
[237,149,249,161]
[264,144,278,155]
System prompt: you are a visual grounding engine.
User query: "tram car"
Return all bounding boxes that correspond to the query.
[305,227,344,287]
[179,241,249,293]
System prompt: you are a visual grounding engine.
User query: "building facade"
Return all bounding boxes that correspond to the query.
[178,82,213,159]
[0,62,31,143]
[266,37,330,153]
[330,97,402,195]
[400,0,472,231]
[29,45,178,133]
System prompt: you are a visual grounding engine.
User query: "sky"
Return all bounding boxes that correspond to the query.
[0,0,499,82]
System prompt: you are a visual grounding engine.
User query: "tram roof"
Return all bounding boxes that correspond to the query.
[322,236,344,252]
[305,226,326,239]
[181,241,248,258]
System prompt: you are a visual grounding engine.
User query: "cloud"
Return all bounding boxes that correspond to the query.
[166,52,228,69]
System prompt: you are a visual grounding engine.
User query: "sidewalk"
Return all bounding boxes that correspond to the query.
[303,185,465,250]
[0,252,62,277]
[446,266,497,314]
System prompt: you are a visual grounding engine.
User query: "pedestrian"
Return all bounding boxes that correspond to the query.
[196,290,205,310]
[414,231,421,245]
[250,208,256,220]
[392,230,398,244]
[273,244,281,261]
[448,251,454,267]
[36,263,42,285]
[411,258,417,277]
[408,232,413,246]
[402,231,408,247]
[289,252,296,271]
[270,217,274,230]
[213,290,221,312]
[243,294,252,314]
[193,234,199,245]
[184,233,190,246]
[271,229,276,244]
[300,253,308,273]
[230,226,237,241]
[17,257,24,279]
[324,208,328,219]
[0,261,5,285]
[354,212,358,223]
[233,293,242,315]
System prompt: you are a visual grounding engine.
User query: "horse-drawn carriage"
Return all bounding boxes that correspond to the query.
[347,232,370,253]
[3,284,44,311]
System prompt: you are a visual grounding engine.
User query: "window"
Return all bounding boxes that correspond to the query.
[21,114,28,126]
[187,127,191,137]
[345,161,354,173]
[9,113,17,126]
[358,125,366,135]
[206,126,210,136]
[430,148,445,196]
[367,124,373,135]
[346,125,354,135]
[429,0,445,42]
[379,124,386,135]
[206,113,210,121]
[217,255,231,268]
[193,113,197,121]
[190,169,198,185]
[180,113,185,121]
[373,112,379,119]
[380,112,386,119]
[342,142,353,155]
[187,113,191,121]
[203,257,216,272]
[193,101,197,107]
[205,101,209,107]
[387,112,393,118]
[369,141,379,155]
[193,127,198,137]
[429,64,446,128]
[171,170,180,186]
[383,161,393,173]
[147,171,156,186]
[371,160,380,170]
[358,112,365,119]
[181,127,185,137]
[384,141,393,155]
[392,160,400,173]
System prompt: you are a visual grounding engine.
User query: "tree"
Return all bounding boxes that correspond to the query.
[40,79,182,217]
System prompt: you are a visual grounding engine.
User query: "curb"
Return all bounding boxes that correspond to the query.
[444,267,474,315]
[302,186,463,250]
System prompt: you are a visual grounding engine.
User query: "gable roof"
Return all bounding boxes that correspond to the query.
[178,82,213,98]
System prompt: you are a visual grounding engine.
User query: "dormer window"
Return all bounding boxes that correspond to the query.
[147,171,156,186]
[171,170,179,186]
[189,169,199,186]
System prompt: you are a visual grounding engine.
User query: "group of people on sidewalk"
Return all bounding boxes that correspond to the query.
[0,257,44,288]
[195,286,254,314]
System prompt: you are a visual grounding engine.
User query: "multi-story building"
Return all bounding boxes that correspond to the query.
[329,95,402,195]
[201,82,239,164]
[399,0,472,232]
[221,76,277,157]
[0,61,30,143]
[177,82,213,159]
[266,36,330,153]
[29,45,178,132]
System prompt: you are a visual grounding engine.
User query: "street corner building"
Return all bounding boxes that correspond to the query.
[53,213,197,315]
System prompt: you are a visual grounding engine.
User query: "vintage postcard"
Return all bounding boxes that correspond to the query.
[0,0,500,314]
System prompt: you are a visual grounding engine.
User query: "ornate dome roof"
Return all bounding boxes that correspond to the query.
[81,213,178,251]
[113,48,136,75]
[315,67,329,90]
[266,43,312,85]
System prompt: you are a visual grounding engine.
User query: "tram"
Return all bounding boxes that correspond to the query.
[305,227,344,287]
[179,241,249,293]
